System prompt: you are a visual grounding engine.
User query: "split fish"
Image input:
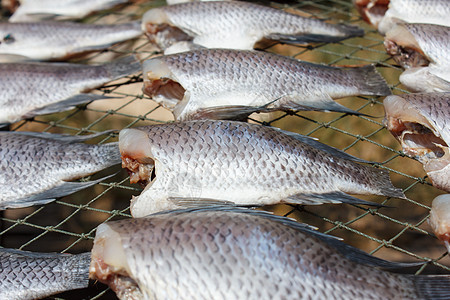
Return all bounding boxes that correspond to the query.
[119,120,405,217]
[354,0,450,35]
[0,55,140,126]
[89,206,450,300]
[142,1,364,53]
[0,131,121,210]
[0,248,90,300]
[384,23,450,92]
[384,92,450,192]
[429,194,450,254]
[143,49,391,120]
[8,0,130,22]
[0,21,142,61]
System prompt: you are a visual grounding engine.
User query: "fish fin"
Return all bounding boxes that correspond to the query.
[24,93,113,118]
[185,105,264,121]
[344,64,392,96]
[0,174,116,210]
[265,25,364,44]
[271,128,372,163]
[282,95,368,116]
[285,191,384,207]
[413,275,450,299]
[8,131,118,144]
[104,55,141,81]
[168,197,238,208]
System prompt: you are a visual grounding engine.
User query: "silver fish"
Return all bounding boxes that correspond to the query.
[9,0,129,22]
[429,194,450,254]
[0,248,90,300]
[143,49,391,120]
[89,206,450,300]
[0,21,142,61]
[377,0,450,35]
[0,131,121,210]
[0,56,140,126]
[119,120,404,217]
[385,23,450,69]
[383,92,450,192]
[384,24,450,92]
[142,1,364,53]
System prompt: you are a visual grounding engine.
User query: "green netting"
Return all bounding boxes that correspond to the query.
[0,0,448,299]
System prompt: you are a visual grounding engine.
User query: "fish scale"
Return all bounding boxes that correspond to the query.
[88,208,448,300]
[0,248,91,300]
[0,132,121,209]
[119,120,404,217]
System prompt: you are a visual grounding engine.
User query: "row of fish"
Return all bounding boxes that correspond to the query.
[2,206,450,299]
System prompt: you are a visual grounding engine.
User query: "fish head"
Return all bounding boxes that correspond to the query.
[119,128,155,187]
[143,57,186,111]
[353,0,389,28]
[142,8,192,50]
[429,194,450,250]
[384,94,450,192]
[384,25,430,69]
[90,223,144,299]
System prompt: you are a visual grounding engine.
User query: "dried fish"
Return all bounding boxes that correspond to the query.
[143,49,391,120]
[90,206,450,300]
[142,1,363,53]
[9,0,130,22]
[119,120,405,217]
[429,194,450,254]
[384,92,450,192]
[0,21,142,61]
[0,56,140,126]
[0,248,90,300]
[0,131,121,209]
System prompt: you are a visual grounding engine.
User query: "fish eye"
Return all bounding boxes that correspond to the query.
[3,34,15,44]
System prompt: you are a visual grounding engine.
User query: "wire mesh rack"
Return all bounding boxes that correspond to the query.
[0,0,449,299]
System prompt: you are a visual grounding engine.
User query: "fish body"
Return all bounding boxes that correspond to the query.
[119,120,404,217]
[429,194,450,254]
[0,56,140,125]
[0,131,121,209]
[0,248,90,300]
[9,0,129,22]
[383,92,450,192]
[143,49,391,120]
[378,0,450,35]
[0,21,142,61]
[89,207,450,300]
[399,67,450,93]
[142,1,363,53]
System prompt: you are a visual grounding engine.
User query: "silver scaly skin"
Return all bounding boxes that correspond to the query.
[119,120,405,217]
[142,1,363,53]
[384,92,450,192]
[89,207,450,300]
[9,0,129,22]
[0,21,142,61]
[378,0,450,35]
[0,131,121,209]
[143,49,391,120]
[0,56,141,125]
[0,248,91,300]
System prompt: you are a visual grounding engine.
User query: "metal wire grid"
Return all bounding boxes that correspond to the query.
[0,0,449,299]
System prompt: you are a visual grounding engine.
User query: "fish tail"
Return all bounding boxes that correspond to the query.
[347,64,392,96]
[98,142,122,166]
[64,252,92,289]
[338,23,365,38]
[347,165,405,199]
[104,55,141,81]
[413,275,450,299]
